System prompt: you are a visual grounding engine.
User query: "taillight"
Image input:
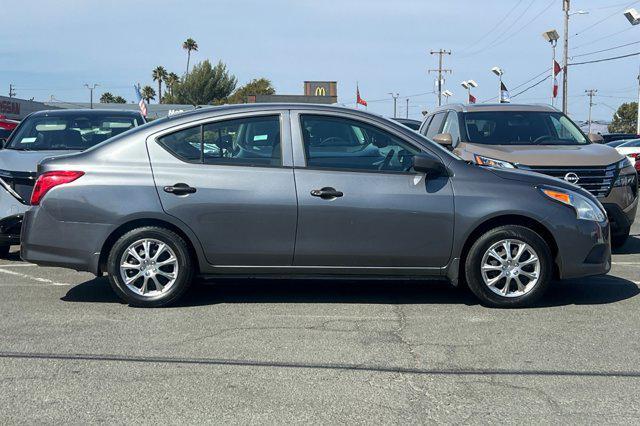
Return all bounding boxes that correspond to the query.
[30,171,84,205]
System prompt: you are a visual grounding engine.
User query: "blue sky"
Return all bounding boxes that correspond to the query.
[1,0,639,121]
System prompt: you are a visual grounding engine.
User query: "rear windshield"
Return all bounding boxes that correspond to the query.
[463,111,588,146]
[6,113,143,151]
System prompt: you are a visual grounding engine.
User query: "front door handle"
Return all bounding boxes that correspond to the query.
[310,187,343,200]
[164,183,197,195]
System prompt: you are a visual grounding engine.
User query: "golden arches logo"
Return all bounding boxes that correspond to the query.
[314,86,327,96]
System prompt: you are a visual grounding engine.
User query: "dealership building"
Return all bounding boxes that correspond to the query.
[0,81,338,121]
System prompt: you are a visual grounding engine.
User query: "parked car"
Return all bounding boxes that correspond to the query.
[0,109,144,255]
[602,133,639,144]
[606,139,633,148]
[614,139,640,173]
[392,118,421,131]
[21,104,611,308]
[420,103,638,247]
[0,114,19,143]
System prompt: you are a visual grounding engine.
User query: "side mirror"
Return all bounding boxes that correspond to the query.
[433,133,453,146]
[588,133,604,143]
[412,153,447,176]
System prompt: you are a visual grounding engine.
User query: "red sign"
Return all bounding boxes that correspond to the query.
[0,101,20,116]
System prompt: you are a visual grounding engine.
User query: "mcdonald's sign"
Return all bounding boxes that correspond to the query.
[304,81,337,98]
[314,86,326,96]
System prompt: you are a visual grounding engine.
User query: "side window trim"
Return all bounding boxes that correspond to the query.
[152,112,290,168]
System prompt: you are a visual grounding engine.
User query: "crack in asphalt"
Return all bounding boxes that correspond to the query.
[2,351,640,378]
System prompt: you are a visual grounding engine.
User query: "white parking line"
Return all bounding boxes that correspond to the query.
[0,267,70,286]
[0,263,37,267]
[612,262,640,266]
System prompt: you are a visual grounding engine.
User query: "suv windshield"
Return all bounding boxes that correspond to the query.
[6,113,142,151]
[463,111,588,146]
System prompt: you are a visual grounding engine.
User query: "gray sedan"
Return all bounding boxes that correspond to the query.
[21,104,611,308]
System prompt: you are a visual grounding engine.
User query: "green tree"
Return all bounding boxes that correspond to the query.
[227,78,276,104]
[113,96,127,104]
[165,72,180,96]
[152,66,168,103]
[182,38,198,75]
[140,85,156,104]
[168,60,237,106]
[609,102,638,133]
[100,92,115,103]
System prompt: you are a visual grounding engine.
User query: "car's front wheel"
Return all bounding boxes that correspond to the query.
[107,226,194,307]
[464,225,553,308]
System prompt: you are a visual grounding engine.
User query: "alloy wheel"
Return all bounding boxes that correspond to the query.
[119,238,179,296]
[480,239,541,298]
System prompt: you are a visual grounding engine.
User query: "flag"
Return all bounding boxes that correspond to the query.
[469,93,477,104]
[553,77,559,98]
[554,60,562,76]
[356,85,368,107]
[500,82,511,103]
[134,84,148,117]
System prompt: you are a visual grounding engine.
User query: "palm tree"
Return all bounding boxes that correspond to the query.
[182,38,198,75]
[152,66,168,103]
[165,72,179,96]
[100,92,115,103]
[140,86,156,104]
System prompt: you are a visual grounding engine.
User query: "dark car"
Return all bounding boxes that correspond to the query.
[602,133,640,144]
[392,118,421,131]
[0,109,144,255]
[21,104,610,308]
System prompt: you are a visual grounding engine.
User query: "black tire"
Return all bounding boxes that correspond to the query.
[611,228,630,248]
[107,226,194,307]
[0,245,10,258]
[464,225,553,308]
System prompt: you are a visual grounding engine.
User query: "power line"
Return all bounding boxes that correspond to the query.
[458,0,525,53]
[569,51,640,66]
[511,75,551,98]
[574,1,640,37]
[571,40,640,58]
[572,26,634,50]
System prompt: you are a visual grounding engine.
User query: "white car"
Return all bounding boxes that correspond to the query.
[615,139,640,164]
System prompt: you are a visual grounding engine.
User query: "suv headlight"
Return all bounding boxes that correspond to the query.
[618,157,633,170]
[474,154,515,169]
[540,187,606,222]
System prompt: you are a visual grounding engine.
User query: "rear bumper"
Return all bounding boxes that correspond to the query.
[20,208,107,274]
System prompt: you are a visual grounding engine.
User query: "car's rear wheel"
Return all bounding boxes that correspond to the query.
[464,225,552,308]
[107,226,193,307]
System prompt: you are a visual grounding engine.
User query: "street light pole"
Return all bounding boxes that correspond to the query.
[585,89,597,134]
[542,30,560,107]
[406,98,409,119]
[84,83,99,109]
[388,92,399,118]
[562,0,570,114]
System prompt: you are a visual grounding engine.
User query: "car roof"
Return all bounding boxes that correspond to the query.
[427,103,559,114]
[28,109,144,118]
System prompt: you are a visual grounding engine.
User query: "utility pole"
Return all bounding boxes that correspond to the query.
[8,84,15,98]
[388,92,399,118]
[562,0,570,114]
[406,98,409,119]
[585,89,597,134]
[84,83,99,109]
[429,49,452,107]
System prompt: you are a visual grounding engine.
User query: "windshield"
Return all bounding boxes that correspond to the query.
[6,113,142,151]
[463,111,588,146]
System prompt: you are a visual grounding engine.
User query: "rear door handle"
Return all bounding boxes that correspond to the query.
[310,187,343,199]
[164,183,197,195]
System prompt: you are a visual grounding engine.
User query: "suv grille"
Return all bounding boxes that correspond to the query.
[0,170,37,204]
[518,164,618,198]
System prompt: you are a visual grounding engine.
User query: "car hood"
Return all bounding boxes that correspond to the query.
[0,149,79,173]
[463,142,622,167]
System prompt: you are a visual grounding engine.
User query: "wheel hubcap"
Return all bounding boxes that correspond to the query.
[119,239,179,297]
[480,239,541,298]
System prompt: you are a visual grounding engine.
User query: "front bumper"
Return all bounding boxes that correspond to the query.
[551,216,611,280]
[599,174,638,236]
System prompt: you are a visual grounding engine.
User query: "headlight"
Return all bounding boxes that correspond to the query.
[474,154,515,169]
[540,187,606,222]
[618,157,633,169]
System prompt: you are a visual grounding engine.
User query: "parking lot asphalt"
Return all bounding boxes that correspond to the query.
[1,217,640,424]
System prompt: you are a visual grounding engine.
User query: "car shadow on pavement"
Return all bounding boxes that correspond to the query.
[612,234,640,255]
[61,274,639,308]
